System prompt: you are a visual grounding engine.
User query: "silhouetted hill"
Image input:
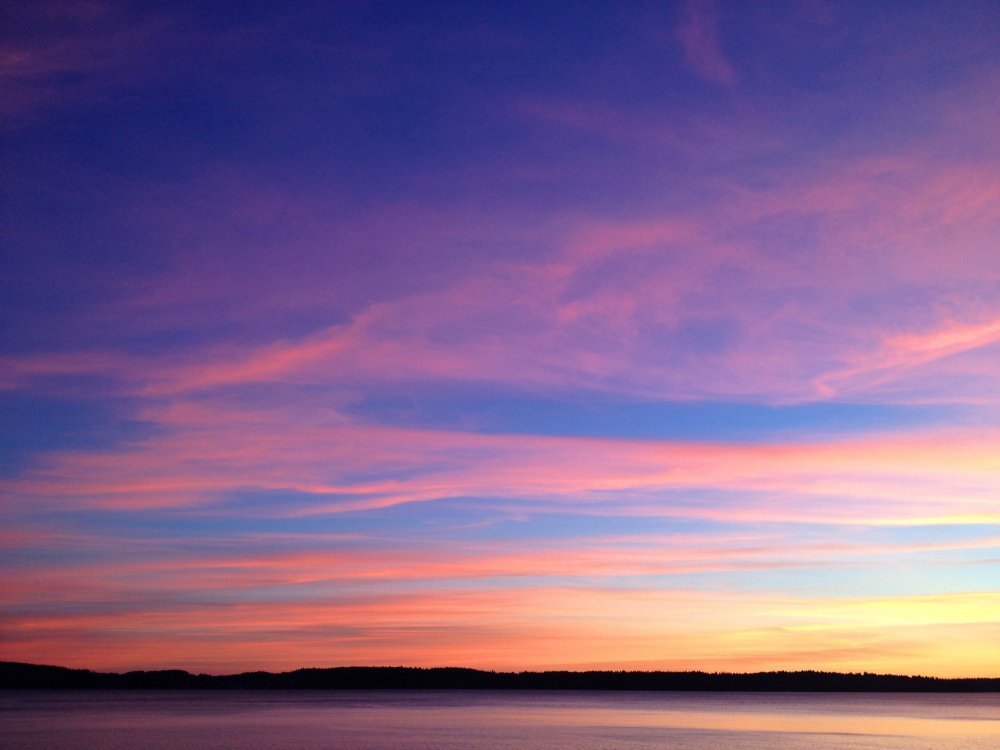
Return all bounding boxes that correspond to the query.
[2,662,997,691]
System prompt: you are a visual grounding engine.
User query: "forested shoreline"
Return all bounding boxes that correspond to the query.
[3,662,998,691]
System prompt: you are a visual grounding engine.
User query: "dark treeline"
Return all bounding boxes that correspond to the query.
[3,662,999,691]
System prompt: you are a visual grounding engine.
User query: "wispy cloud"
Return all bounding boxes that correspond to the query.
[816,317,1000,399]
[0,2,175,122]
[5,388,998,533]
[675,0,738,86]
[4,584,998,675]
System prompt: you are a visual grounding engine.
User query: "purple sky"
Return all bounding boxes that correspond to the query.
[2,0,1000,675]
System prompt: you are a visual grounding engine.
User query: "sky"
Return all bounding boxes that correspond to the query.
[1,0,999,678]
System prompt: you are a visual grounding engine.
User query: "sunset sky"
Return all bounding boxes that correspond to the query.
[2,0,1000,677]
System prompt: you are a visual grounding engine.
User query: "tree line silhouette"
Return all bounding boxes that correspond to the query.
[3,662,998,691]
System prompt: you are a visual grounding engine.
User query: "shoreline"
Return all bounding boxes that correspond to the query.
[4,662,998,692]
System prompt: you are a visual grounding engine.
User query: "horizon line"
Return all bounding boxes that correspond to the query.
[5,661,998,683]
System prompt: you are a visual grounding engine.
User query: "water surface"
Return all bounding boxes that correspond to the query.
[2,690,998,749]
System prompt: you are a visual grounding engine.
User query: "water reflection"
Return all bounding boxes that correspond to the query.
[2,691,998,750]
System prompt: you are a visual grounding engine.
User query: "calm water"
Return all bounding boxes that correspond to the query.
[2,691,998,750]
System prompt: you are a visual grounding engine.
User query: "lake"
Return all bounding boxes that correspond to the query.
[2,690,998,749]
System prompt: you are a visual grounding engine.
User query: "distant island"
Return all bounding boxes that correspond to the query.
[3,662,998,691]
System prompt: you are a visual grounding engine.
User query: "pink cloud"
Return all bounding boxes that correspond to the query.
[816,317,1000,399]
[3,583,998,675]
[514,96,774,163]
[6,101,997,408]
[7,529,997,615]
[675,0,738,86]
[5,388,998,534]
[0,2,178,122]
[5,135,999,411]
[136,159,1000,404]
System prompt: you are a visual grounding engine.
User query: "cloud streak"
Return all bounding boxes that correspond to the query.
[675,0,738,86]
